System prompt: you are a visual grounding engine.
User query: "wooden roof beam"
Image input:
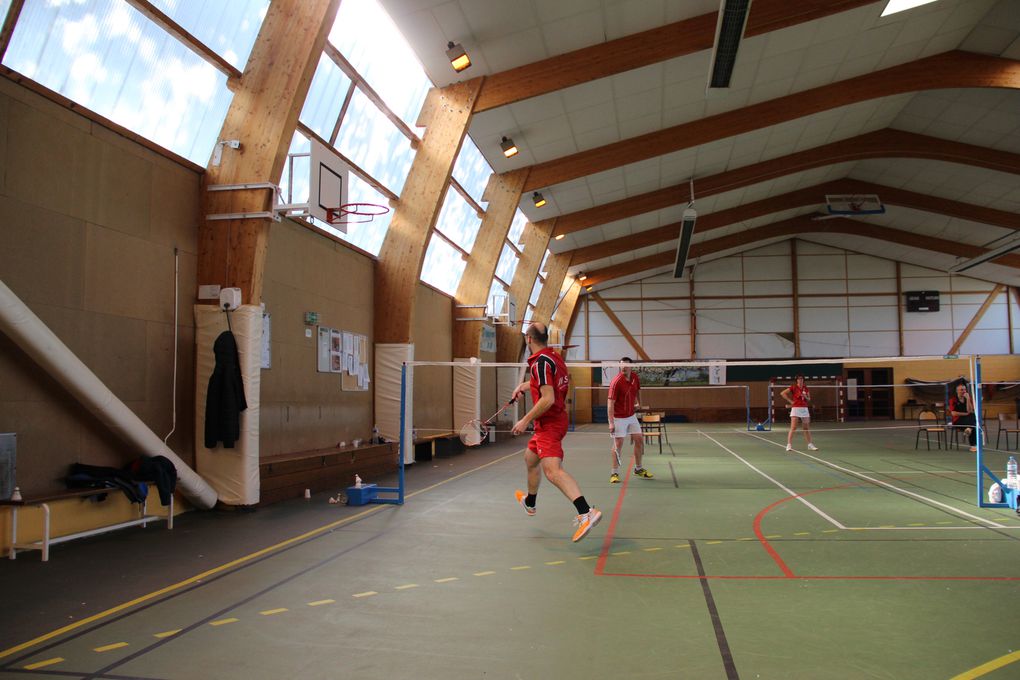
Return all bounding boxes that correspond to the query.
[452,170,528,358]
[198,0,341,304]
[583,215,1020,287]
[552,129,1020,237]
[374,80,483,343]
[567,179,1020,267]
[522,51,1020,192]
[495,219,555,362]
[473,0,878,112]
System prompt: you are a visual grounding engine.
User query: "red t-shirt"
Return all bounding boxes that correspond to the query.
[528,347,569,426]
[608,372,641,418]
[949,395,971,424]
[789,384,810,408]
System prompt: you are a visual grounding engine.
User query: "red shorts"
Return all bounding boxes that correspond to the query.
[527,417,568,459]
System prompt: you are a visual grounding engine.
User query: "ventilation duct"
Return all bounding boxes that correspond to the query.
[708,0,752,88]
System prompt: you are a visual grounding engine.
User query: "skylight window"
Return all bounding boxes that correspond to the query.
[880,0,939,17]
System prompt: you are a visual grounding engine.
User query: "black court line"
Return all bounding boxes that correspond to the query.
[668,461,679,488]
[83,532,384,680]
[688,539,739,680]
[2,507,392,669]
[3,669,167,680]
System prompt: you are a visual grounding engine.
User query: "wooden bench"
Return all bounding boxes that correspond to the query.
[413,431,460,461]
[2,486,173,562]
[259,442,397,505]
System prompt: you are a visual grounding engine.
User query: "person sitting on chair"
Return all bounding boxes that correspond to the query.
[948,382,977,452]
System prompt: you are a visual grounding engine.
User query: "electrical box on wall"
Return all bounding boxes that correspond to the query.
[905,291,939,312]
[219,287,242,311]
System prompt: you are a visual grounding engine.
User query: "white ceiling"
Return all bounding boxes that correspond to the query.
[379,0,1020,289]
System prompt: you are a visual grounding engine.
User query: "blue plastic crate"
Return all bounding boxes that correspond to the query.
[346,483,378,506]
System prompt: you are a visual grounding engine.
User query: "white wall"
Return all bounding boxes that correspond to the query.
[569,240,1016,361]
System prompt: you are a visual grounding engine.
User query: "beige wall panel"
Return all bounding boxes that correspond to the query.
[150,162,202,253]
[84,224,179,323]
[798,254,846,279]
[79,134,153,238]
[0,401,88,491]
[848,332,900,357]
[412,284,454,432]
[260,219,375,454]
[0,198,86,309]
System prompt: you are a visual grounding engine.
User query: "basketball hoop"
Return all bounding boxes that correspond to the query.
[326,202,390,225]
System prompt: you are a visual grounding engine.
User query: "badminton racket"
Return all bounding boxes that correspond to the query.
[458,396,518,447]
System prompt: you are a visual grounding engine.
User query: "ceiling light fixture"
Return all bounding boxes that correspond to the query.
[446,41,471,72]
[532,192,547,208]
[948,235,1020,273]
[578,273,587,281]
[880,0,939,17]
[500,136,518,158]
[554,234,565,241]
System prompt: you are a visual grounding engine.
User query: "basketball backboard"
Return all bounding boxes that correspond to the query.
[309,137,350,230]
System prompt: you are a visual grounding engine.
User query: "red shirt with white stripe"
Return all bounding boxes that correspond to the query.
[528,347,569,426]
[789,384,810,408]
[608,372,641,418]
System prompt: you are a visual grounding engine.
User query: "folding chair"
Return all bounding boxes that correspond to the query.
[640,414,664,454]
[915,410,945,450]
[996,414,1020,450]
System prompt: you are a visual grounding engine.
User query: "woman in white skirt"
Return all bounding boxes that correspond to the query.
[781,375,818,452]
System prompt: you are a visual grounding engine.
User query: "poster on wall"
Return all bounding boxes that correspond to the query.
[601,363,710,386]
[330,330,343,373]
[317,327,333,373]
[261,312,272,369]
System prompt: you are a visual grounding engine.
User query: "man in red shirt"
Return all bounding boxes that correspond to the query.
[607,357,653,483]
[948,382,977,452]
[511,322,602,542]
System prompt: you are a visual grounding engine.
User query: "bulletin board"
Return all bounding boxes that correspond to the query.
[317,326,369,391]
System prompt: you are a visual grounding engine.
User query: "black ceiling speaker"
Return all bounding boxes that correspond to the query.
[672,208,698,279]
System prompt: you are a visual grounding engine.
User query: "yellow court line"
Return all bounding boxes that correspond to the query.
[794,532,810,536]
[611,551,632,555]
[352,591,377,598]
[153,630,180,638]
[545,560,565,565]
[434,577,459,583]
[93,642,129,653]
[307,599,334,607]
[706,541,723,545]
[473,571,496,576]
[510,565,531,570]
[259,608,288,616]
[209,618,238,627]
[0,448,525,660]
[674,544,691,549]
[23,657,63,670]
[394,584,419,590]
[643,547,663,552]
[949,650,1020,679]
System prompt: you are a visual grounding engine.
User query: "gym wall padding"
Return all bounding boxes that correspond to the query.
[194,305,261,505]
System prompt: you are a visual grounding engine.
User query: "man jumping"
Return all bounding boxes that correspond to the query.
[512,322,602,542]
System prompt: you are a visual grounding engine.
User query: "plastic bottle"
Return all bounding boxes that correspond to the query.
[354,474,362,489]
[372,425,380,444]
[1007,456,1018,491]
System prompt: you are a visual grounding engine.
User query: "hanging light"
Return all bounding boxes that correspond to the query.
[554,234,565,240]
[532,192,546,208]
[446,41,471,72]
[500,136,519,158]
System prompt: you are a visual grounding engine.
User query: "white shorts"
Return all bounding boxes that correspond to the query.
[611,414,642,437]
[790,407,810,420]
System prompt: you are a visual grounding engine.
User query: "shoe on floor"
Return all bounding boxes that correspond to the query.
[633,467,654,479]
[514,489,536,516]
[572,507,602,542]
[609,472,621,484]
[807,443,819,451]
[969,446,977,452]
[785,444,793,452]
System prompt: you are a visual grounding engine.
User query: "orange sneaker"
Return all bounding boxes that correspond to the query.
[514,489,536,516]
[571,507,602,542]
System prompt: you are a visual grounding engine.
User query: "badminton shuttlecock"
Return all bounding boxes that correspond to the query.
[10,487,22,502]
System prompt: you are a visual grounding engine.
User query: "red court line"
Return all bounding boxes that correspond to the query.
[596,482,1020,581]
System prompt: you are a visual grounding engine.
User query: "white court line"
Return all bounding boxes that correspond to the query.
[697,430,847,529]
[739,430,1007,530]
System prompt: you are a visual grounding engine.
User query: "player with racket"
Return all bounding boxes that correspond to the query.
[510,322,601,542]
[607,356,653,482]
[781,374,819,452]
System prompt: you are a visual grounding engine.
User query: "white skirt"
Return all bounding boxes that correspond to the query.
[790,406,810,420]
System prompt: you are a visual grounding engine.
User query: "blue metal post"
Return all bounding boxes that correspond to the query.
[975,357,983,507]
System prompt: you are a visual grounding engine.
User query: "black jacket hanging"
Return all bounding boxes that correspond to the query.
[204,330,247,448]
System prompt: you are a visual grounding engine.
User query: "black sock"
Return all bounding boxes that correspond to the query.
[572,496,590,515]
[525,493,536,507]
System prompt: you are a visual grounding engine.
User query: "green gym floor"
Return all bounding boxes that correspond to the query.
[2,421,1019,680]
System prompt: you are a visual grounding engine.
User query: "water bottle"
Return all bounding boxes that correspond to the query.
[354,474,362,489]
[1007,456,1018,491]
[371,425,380,444]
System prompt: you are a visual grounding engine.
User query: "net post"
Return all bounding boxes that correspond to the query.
[372,361,407,505]
[837,377,846,423]
[744,384,752,431]
[768,377,776,430]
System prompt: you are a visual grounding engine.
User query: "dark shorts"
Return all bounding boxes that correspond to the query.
[527,417,568,459]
